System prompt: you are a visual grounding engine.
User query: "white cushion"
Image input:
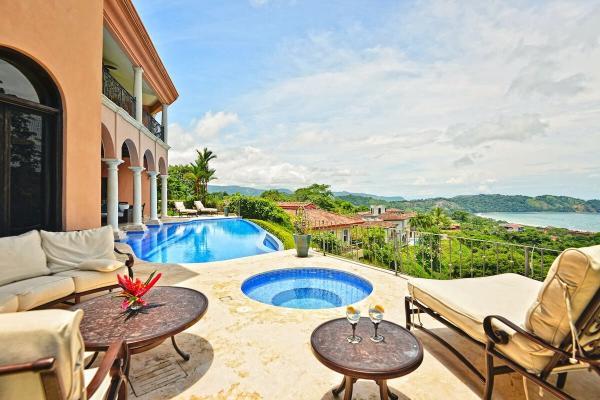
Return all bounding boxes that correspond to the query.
[0,310,85,400]
[57,266,127,293]
[408,273,555,372]
[40,226,116,273]
[84,367,112,400]
[525,245,600,352]
[0,275,75,310]
[0,230,49,286]
[0,293,18,313]
[77,258,124,272]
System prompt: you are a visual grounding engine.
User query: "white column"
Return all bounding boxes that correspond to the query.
[147,171,161,225]
[127,166,146,231]
[160,174,169,218]
[102,158,125,239]
[133,66,144,123]
[161,104,168,143]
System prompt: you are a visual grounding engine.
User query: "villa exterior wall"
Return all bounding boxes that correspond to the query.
[0,0,104,231]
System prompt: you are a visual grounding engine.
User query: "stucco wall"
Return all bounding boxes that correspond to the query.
[0,1,104,231]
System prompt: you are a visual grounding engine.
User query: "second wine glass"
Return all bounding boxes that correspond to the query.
[369,304,384,342]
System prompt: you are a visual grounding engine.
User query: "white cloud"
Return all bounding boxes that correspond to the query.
[170,0,600,198]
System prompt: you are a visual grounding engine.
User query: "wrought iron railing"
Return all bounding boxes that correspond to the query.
[102,69,135,117]
[102,69,165,142]
[310,228,561,281]
[142,110,164,141]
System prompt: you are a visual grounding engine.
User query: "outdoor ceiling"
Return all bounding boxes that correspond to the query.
[102,27,158,108]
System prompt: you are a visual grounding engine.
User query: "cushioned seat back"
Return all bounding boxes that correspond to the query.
[0,230,49,286]
[41,226,116,273]
[525,245,600,352]
[0,309,85,400]
[174,201,185,210]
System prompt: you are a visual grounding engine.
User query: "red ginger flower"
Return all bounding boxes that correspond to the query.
[116,271,161,310]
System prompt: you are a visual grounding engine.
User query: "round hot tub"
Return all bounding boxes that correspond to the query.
[241,268,373,309]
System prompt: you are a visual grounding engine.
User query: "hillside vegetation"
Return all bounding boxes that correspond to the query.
[340,194,600,213]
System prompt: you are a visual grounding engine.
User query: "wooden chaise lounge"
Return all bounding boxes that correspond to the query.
[405,245,600,399]
[173,201,197,217]
[194,200,218,214]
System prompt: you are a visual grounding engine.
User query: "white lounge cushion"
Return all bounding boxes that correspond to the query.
[41,226,117,273]
[84,367,112,400]
[0,310,85,400]
[0,275,75,310]
[194,201,217,212]
[0,293,18,313]
[57,266,127,293]
[77,258,124,272]
[526,245,600,350]
[0,230,49,286]
[408,273,555,372]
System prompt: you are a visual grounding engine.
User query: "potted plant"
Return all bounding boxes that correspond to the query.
[223,198,230,217]
[293,207,311,257]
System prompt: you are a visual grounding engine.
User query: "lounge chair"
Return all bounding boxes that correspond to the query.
[173,201,197,217]
[194,200,218,214]
[0,309,128,400]
[404,245,600,399]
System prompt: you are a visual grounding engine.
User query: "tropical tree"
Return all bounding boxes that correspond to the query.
[184,148,217,201]
[411,212,434,231]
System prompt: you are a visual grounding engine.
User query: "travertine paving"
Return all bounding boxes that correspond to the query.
[104,248,598,400]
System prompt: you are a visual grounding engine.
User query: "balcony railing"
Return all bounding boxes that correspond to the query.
[102,68,135,117]
[311,228,561,281]
[102,69,165,142]
[143,109,164,141]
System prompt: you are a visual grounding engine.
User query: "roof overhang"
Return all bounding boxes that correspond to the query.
[103,0,178,107]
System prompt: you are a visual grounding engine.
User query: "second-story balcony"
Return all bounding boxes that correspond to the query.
[102,68,165,142]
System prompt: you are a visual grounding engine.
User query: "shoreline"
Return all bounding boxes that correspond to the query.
[476,211,600,233]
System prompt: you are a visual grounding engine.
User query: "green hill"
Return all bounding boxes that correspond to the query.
[341,194,600,213]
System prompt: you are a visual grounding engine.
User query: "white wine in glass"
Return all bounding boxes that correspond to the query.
[346,306,362,344]
[369,304,384,342]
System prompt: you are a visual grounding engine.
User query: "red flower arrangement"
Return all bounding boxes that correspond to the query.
[116,271,162,311]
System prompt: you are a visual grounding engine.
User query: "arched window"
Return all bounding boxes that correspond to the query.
[0,47,62,236]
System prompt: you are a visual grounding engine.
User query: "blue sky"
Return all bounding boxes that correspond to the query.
[134,0,600,199]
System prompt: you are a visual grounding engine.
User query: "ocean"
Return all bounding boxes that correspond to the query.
[476,212,600,232]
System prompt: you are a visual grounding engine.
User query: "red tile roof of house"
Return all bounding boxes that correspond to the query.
[280,208,364,229]
[378,211,416,221]
[276,201,318,210]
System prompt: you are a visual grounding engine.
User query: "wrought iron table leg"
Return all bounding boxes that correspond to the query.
[171,336,190,361]
[332,376,346,396]
[85,352,99,368]
[342,376,354,400]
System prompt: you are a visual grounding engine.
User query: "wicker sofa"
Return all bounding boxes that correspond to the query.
[0,226,134,313]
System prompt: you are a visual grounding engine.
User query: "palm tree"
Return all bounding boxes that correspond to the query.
[184,148,217,201]
[411,212,434,231]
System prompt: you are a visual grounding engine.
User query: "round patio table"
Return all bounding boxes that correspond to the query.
[71,286,208,366]
[311,317,423,400]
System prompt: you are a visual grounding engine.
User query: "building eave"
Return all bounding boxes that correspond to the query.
[103,0,179,106]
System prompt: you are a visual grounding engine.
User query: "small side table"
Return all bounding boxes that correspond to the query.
[311,317,423,400]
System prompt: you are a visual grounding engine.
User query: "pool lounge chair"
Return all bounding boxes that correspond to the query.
[0,309,128,400]
[174,201,197,217]
[404,245,600,400]
[194,200,218,214]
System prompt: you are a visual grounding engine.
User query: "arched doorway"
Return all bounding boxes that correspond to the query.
[0,47,62,236]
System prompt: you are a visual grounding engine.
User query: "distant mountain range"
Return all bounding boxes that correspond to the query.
[207,185,404,201]
[379,195,600,213]
[208,185,599,213]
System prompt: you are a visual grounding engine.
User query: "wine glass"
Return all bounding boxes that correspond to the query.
[346,306,362,344]
[369,304,384,342]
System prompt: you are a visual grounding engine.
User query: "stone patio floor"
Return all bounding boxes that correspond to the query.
[105,248,599,400]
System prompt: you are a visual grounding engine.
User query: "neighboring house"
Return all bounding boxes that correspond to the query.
[501,223,525,232]
[0,0,178,238]
[277,202,363,244]
[358,209,416,242]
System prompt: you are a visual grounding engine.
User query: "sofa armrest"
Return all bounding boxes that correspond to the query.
[114,247,134,278]
[86,340,128,400]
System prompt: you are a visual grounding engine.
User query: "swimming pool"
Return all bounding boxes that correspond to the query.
[124,219,282,263]
[241,268,373,309]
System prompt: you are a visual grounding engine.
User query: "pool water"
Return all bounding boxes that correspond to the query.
[123,219,280,263]
[241,268,373,309]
